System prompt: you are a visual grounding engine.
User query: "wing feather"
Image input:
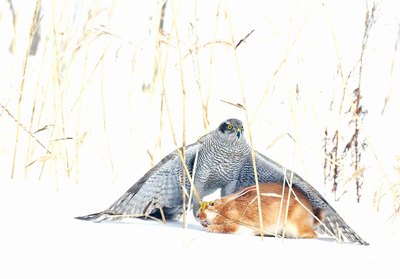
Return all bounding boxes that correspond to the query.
[237,151,369,245]
[75,143,200,222]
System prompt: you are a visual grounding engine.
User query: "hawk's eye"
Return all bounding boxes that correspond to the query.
[227,124,233,130]
[209,201,215,206]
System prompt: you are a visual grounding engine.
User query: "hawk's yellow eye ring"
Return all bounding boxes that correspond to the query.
[227,124,233,130]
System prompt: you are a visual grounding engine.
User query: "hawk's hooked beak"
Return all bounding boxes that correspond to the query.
[236,128,242,139]
[200,201,208,212]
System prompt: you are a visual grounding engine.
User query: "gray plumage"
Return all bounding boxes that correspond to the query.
[237,151,369,245]
[76,118,368,245]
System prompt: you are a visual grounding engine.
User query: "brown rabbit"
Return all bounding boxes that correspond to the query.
[197,183,324,238]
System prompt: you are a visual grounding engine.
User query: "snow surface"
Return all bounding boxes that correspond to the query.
[0,180,398,279]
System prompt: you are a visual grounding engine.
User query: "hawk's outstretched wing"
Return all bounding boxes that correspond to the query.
[76,143,201,222]
[237,151,369,245]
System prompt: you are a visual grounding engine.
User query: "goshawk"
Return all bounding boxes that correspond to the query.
[76,118,368,245]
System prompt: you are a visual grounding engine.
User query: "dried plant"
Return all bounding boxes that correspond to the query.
[343,88,367,202]
[324,2,375,202]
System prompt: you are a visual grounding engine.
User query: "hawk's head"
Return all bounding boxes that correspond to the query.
[218,119,244,139]
[197,200,220,228]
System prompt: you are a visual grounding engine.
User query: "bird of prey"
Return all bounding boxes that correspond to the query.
[76,118,368,245]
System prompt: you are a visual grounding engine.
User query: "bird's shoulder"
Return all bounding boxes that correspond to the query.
[196,129,216,144]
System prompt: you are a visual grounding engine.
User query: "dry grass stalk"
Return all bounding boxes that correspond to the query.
[381,24,400,114]
[280,172,294,239]
[155,4,201,228]
[204,0,222,130]
[100,62,115,176]
[189,0,209,130]
[170,0,190,228]
[222,1,264,237]
[343,89,367,202]
[250,3,317,124]
[201,183,339,242]
[1,102,50,154]
[50,0,71,179]
[324,129,341,195]
[324,3,375,202]
[108,213,165,224]
[11,0,41,178]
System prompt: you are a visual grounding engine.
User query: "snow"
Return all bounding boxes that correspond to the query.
[0,180,397,279]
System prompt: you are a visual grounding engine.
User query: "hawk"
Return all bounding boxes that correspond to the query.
[76,118,368,245]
